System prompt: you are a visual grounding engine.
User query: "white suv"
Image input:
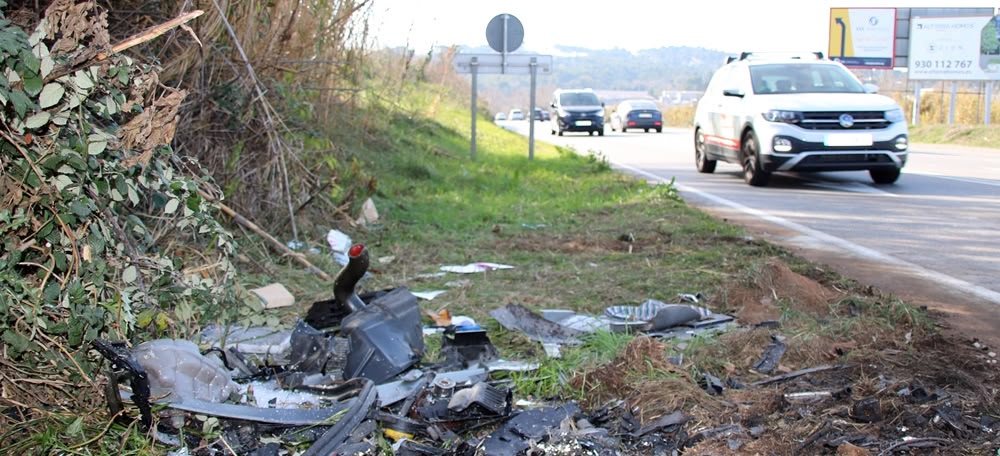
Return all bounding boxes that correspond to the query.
[693,52,908,186]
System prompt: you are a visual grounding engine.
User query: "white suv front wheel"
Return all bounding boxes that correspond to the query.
[869,168,901,184]
[741,131,771,187]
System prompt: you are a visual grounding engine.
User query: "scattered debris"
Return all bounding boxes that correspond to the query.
[440,262,514,273]
[490,304,587,346]
[354,197,379,227]
[87,244,999,455]
[412,290,447,300]
[250,283,296,309]
[751,334,787,374]
[326,229,353,265]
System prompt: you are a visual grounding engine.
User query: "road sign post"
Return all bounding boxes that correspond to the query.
[454,52,552,160]
[528,57,537,160]
[470,57,478,160]
[453,14,554,160]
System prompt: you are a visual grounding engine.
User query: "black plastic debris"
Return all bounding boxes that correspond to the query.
[849,396,882,423]
[701,372,725,396]
[341,286,426,383]
[415,381,513,432]
[481,402,581,455]
[393,438,447,455]
[439,327,499,369]
[301,378,378,456]
[754,320,781,330]
[379,411,429,439]
[898,382,943,404]
[631,410,691,438]
[92,339,153,430]
[934,405,968,434]
[283,319,350,380]
[752,335,787,374]
[312,244,425,384]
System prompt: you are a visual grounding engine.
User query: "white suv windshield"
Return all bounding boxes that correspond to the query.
[749,63,866,94]
[560,92,600,106]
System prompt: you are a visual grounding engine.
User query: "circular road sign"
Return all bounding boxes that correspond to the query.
[486,14,524,53]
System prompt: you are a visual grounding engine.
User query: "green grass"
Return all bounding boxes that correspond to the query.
[909,123,1000,148]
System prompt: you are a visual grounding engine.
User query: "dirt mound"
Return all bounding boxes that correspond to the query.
[724,259,843,325]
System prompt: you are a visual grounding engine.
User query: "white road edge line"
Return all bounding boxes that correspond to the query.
[612,161,1000,307]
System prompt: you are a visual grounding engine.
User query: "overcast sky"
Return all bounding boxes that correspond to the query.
[367,1,998,54]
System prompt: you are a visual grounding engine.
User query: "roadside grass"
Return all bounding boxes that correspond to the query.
[908,123,1000,148]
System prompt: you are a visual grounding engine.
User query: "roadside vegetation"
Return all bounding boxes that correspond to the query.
[1,2,998,455]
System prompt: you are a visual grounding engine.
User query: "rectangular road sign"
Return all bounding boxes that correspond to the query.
[908,15,1000,80]
[828,8,897,68]
[453,53,553,74]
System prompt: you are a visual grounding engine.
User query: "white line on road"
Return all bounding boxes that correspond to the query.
[613,161,1000,307]
[905,171,1000,187]
[802,180,897,195]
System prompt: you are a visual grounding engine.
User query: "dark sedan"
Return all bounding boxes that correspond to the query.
[609,99,663,133]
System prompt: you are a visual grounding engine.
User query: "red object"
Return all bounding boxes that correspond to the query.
[349,244,365,257]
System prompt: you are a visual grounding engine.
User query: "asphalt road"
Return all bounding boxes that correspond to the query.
[502,120,1000,344]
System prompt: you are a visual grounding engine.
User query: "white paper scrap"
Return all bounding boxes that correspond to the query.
[412,290,447,300]
[440,262,514,273]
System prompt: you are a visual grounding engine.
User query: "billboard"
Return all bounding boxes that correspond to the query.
[908,15,1000,80]
[828,8,897,68]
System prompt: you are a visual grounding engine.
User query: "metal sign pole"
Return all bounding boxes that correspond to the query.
[470,57,478,160]
[528,57,537,160]
[986,81,994,125]
[501,14,508,74]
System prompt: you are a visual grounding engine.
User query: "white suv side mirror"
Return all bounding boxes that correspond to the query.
[863,83,880,94]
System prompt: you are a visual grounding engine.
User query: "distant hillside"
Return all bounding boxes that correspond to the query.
[458,46,729,114]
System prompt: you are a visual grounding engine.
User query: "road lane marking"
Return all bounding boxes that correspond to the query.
[905,172,1000,187]
[612,161,1000,307]
[802,181,896,194]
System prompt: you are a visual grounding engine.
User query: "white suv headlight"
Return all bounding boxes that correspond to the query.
[885,108,905,123]
[761,110,802,123]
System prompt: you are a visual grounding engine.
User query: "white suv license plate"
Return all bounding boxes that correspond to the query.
[575,120,592,126]
[824,133,873,147]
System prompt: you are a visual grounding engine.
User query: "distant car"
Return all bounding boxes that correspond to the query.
[550,88,605,136]
[508,109,525,121]
[610,99,663,133]
[693,51,908,186]
[494,112,507,122]
[533,108,551,121]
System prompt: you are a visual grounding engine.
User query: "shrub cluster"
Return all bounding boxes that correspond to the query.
[0,0,248,406]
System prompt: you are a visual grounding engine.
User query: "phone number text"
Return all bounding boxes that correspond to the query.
[912,60,973,70]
